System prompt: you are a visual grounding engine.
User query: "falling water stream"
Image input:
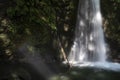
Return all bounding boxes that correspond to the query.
[66,0,120,71]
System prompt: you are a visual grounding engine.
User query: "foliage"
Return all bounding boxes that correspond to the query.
[0,0,78,61]
[7,0,56,30]
[101,0,120,60]
[0,0,120,61]
[1,0,120,79]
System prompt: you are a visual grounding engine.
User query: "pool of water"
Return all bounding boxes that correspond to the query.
[50,67,120,80]
[67,61,120,71]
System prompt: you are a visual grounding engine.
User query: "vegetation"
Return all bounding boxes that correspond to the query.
[0,0,78,62]
[0,0,120,62]
[101,0,120,61]
[0,0,120,79]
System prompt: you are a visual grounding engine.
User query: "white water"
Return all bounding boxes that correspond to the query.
[67,0,120,71]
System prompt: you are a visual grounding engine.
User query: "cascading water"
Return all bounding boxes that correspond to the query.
[66,0,120,71]
[68,0,106,63]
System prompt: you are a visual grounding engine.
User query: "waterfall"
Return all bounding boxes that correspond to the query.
[65,0,120,71]
[68,0,107,63]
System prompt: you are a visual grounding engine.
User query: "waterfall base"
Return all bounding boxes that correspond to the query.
[64,61,120,71]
